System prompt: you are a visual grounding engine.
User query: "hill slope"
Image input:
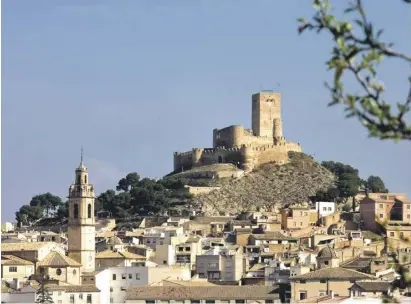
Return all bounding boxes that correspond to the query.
[192,152,336,215]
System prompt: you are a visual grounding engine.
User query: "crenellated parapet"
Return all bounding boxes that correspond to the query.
[172,92,302,173]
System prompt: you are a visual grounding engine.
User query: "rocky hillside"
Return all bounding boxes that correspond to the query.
[192,152,336,215]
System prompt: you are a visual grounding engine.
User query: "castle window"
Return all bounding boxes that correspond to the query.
[74,204,79,219]
[77,174,81,184]
[218,156,223,163]
[88,204,92,218]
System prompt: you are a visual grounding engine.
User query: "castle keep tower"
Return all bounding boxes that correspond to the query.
[251,91,282,138]
[67,151,96,273]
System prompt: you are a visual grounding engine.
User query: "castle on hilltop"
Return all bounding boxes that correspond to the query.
[173,91,302,173]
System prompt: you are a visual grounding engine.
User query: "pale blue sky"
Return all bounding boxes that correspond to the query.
[2,1,410,222]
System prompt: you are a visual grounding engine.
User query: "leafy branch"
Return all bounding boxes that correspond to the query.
[298,0,411,141]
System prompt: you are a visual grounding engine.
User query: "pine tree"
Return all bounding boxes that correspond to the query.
[35,279,54,304]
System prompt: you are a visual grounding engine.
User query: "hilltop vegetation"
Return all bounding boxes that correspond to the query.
[14,152,388,226]
[192,152,337,215]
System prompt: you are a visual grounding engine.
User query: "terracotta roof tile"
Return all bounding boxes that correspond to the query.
[1,242,59,252]
[1,255,34,266]
[290,267,376,281]
[352,281,392,292]
[95,250,145,260]
[37,251,81,267]
[125,286,280,301]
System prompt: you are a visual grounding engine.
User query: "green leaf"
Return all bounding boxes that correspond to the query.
[354,20,364,27]
[297,17,307,24]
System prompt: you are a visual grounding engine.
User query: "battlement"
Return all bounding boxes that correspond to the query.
[174,151,193,157]
[173,92,302,173]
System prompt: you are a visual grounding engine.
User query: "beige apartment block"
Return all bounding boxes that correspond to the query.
[196,247,245,282]
[281,205,310,230]
[1,255,35,281]
[360,193,410,233]
[290,267,376,301]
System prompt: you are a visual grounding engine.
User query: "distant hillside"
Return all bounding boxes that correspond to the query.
[191,152,336,215]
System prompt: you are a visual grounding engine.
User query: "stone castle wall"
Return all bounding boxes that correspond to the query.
[174,141,301,173]
[173,92,302,174]
[213,125,273,149]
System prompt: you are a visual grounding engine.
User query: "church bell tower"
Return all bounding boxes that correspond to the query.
[67,149,96,273]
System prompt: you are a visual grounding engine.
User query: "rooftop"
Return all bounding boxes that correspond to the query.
[351,281,392,292]
[125,286,280,301]
[38,251,81,267]
[95,250,146,260]
[290,267,376,281]
[251,232,297,241]
[1,242,59,252]
[1,255,34,266]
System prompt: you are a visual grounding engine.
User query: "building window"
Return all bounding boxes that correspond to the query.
[79,294,83,299]
[112,274,116,280]
[380,204,383,208]
[87,294,92,304]
[122,273,126,279]
[407,214,410,219]
[85,175,88,184]
[110,298,114,303]
[205,301,215,304]
[407,205,410,209]
[323,207,327,211]
[52,236,55,241]
[293,222,296,227]
[400,232,404,238]
[324,261,329,265]
[136,273,140,280]
[74,204,79,219]
[73,269,77,275]
[9,267,17,272]
[379,214,383,218]
[58,301,63,304]
[300,222,303,226]
[146,301,155,304]
[129,273,132,279]
[235,301,245,303]
[110,287,113,292]
[58,291,62,296]
[88,204,92,218]
[192,301,200,304]
[70,295,75,304]
[56,268,62,276]
[320,279,326,283]
[390,232,395,237]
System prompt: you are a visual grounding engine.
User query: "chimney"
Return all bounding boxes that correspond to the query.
[330,291,334,298]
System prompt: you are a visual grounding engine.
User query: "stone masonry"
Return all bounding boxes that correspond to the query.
[173,92,302,173]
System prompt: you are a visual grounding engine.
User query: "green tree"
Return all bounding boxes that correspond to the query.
[364,175,388,193]
[29,193,63,216]
[35,278,54,304]
[320,161,361,202]
[298,0,411,141]
[16,205,44,226]
[116,173,140,192]
[56,201,69,220]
